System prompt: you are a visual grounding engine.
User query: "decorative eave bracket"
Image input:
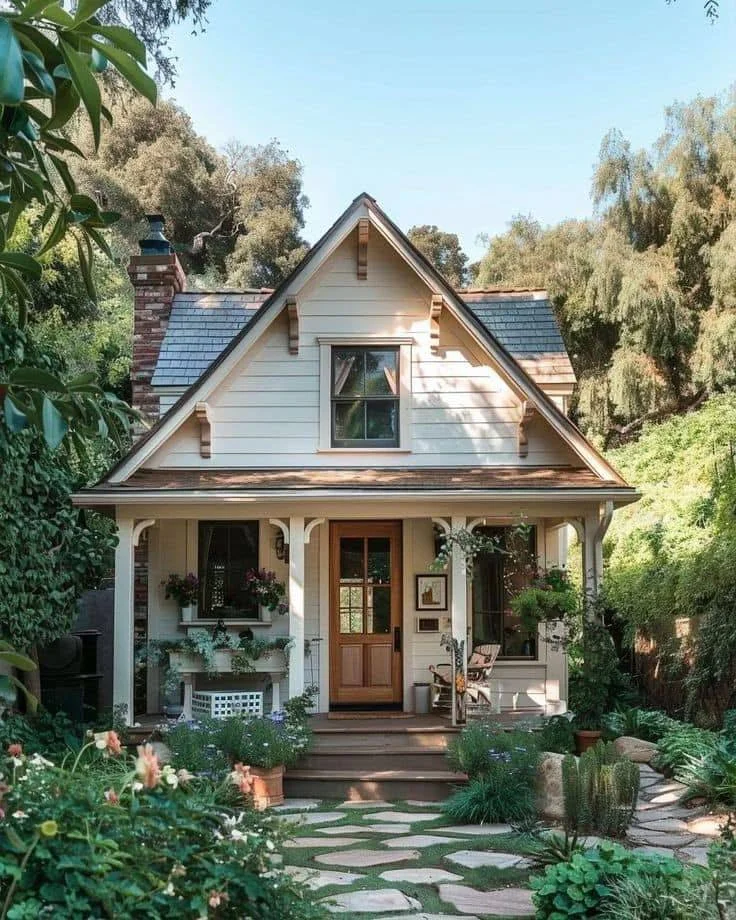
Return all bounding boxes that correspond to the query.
[357,218,369,280]
[430,294,444,354]
[286,295,299,355]
[194,401,212,458]
[517,400,536,457]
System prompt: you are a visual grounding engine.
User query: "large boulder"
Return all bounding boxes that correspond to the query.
[613,736,657,764]
[537,752,566,821]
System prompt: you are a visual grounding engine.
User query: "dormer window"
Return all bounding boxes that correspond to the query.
[331,347,399,448]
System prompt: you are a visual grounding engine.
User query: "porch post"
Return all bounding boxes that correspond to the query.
[113,515,135,725]
[288,516,305,700]
[581,503,613,616]
[451,515,467,724]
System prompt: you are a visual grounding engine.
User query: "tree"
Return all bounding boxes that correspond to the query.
[223,141,309,289]
[407,224,469,288]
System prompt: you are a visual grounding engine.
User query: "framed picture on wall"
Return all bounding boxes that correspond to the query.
[416,574,448,611]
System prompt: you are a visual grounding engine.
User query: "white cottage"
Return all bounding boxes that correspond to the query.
[74,194,637,724]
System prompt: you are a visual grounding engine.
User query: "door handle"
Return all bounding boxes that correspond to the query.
[394,626,401,652]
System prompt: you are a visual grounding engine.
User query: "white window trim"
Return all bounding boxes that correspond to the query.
[319,340,412,452]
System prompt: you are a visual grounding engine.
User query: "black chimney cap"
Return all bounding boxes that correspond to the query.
[139,214,172,255]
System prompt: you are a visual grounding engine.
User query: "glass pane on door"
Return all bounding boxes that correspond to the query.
[367,537,390,583]
[367,586,391,634]
[340,537,363,582]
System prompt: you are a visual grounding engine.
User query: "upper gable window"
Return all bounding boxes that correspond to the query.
[331,347,399,448]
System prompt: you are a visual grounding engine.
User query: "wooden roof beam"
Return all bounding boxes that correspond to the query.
[430,294,444,354]
[286,295,299,354]
[357,218,369,280]
[518,400,536,457]
[194,401,212,458]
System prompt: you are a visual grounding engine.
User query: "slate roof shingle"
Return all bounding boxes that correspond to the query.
[150,288,576,389]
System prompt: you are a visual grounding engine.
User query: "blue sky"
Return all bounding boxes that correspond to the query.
[167,0,736,260]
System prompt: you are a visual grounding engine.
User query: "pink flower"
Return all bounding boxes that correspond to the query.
[229,762,254,797]
[208,890,227,908]
[135,744,162,789]
[7,744,22,758]
[104,789,119,805]
[94,731,123,756]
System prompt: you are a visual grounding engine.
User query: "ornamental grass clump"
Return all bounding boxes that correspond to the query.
[0,733,321,919]
[443,722,540,824]
[562,740,640,837]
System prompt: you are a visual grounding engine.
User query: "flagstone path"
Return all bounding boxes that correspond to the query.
[272,762,727,918]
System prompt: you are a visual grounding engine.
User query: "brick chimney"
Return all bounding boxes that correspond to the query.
[128,215,185,422]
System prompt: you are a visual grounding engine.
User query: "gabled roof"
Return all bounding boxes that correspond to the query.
[150,287,575,390]
[98,192,629,490]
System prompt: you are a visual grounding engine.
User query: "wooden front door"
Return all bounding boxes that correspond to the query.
[330,521,403,707]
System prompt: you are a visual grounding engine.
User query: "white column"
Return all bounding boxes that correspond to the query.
[182,675,193,719]
[582,509,602,617]
[113,516,135,725]
[288,516,305,700]
[450,515,468,724]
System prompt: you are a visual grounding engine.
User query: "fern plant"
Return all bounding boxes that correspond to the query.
[562,741,640,837]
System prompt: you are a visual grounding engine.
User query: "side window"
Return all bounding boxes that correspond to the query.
[198,521,259,618]
[331,347,399,448]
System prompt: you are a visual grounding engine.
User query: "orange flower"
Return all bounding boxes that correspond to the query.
[104,789,119,805]
[7,744,22,758]
[94,731,123,756]
[229,762,254,797]
[135,744,162,789]
[455,673,466,694]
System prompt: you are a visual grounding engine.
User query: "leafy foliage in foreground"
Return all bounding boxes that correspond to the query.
[531,844,686,920]
[0,737,321,919]
[562,742,639,838]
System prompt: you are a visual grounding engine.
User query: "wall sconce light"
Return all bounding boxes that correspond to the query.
[274,532,289,564]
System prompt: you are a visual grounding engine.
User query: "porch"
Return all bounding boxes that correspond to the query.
[105,495,613,725]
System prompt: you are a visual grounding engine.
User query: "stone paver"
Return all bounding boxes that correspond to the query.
[338,800,393,809]
[380,868,464,884]
[405,800,441,807]
[317,823,412,835]
[627,829,696,848]
[316,848,421,868]
[687,815,728,836]
[283,836,364,848]
[295,811,346,826]
[435,824,513,836]
[636,817,690,832]
[679,845,710,866]
[321,889,422,914]
[282,866,364,890]
[439,884,534,917]
[371,811,442,823]
[272,798,321,812]
[379,915,480,920]
[384,834,457,848]
[445,849,530,870]
[648,791,685,806]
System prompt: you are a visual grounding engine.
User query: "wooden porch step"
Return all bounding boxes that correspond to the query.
[300,748,450,771]
[283,768,466,802]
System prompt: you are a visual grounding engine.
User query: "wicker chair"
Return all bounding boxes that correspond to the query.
[429,643,500,712]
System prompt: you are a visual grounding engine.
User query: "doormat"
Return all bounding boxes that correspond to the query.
[327,711,413,720]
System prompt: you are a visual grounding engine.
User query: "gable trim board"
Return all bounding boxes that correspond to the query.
[99,193,626,490]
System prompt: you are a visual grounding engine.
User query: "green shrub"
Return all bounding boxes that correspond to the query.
[531,843,684,920]
[602,707,678,743]
[653,723,718,775]
[679,735,736,807]
[0,740,321,918]
[0,709,81,759]
[562,741,640,837]
[443,723,539,824]
[164,716,228,775]
[525,829,584,867]
[597,859,698,920]
[538,715,576,754]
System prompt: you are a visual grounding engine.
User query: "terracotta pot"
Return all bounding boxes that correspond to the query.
[250,765,284,809]
[575,730,602,755]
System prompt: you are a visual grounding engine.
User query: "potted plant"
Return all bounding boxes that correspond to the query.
[569,617,622,754]
[163,573,199,621]
[218,708,312,808]
[244,569,289,622]
[510,567,578,634]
